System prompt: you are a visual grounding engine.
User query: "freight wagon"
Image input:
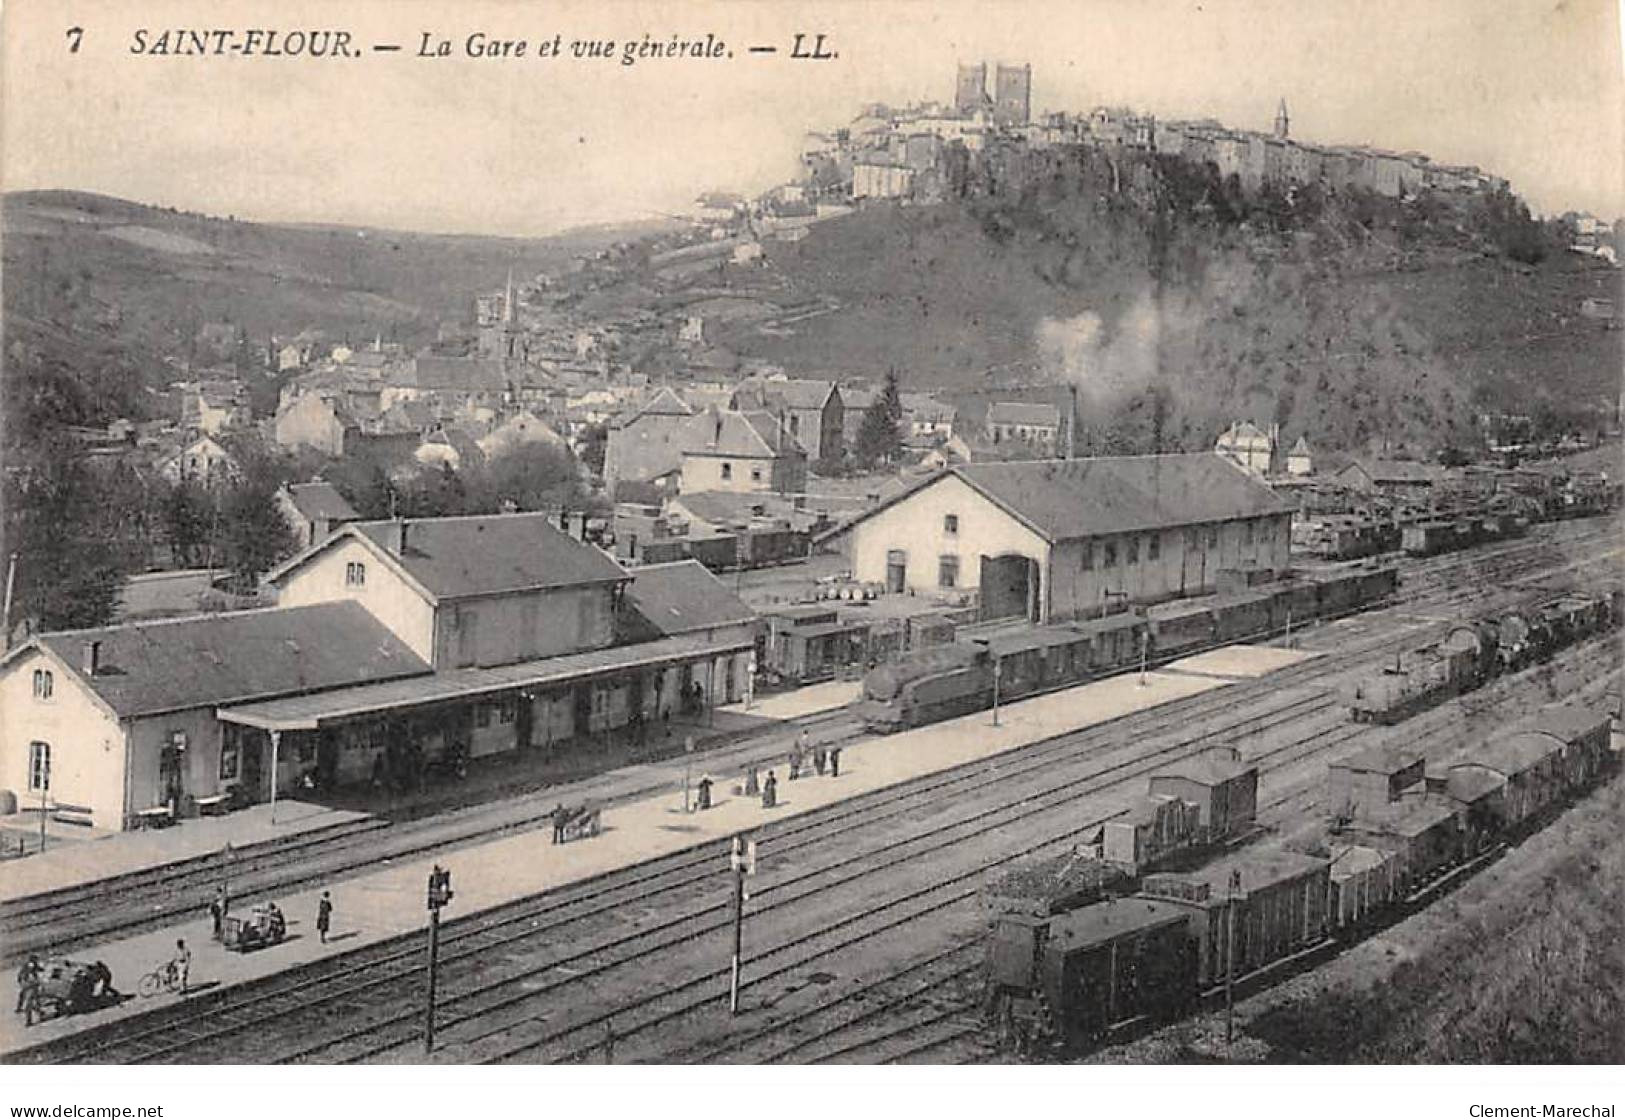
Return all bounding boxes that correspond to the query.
[984,703,1614,1055]
[1346,588,1619,724]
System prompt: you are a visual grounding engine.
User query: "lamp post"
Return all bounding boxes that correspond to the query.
[267,729,282,825]
[1138,628,1150,688]
[684,735,696,813]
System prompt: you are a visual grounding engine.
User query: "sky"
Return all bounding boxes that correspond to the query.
[3,0,1621,236]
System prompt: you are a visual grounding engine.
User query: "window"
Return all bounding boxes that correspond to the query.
[721,462,733,481]
[32,669,53,700]
[476,704,492,729]
[1080,541,1094,571]
[1149,533,1161,560]
[220,738,240,782]
[345,561,366,587]
[1245,521,1255,546]
[790,414,801,434]
[1103,541,1118,567]
[169,730,188,754]
[1208,527,1220,549]
[1186,527,1200,550]
[27,742,49,793]
[751,466,763,483]
[938,555,960,588]
[1126,537,1139,564]
[943,514,959,535]
[498,699,517,724]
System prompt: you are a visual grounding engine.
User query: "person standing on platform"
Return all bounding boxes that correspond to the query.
[552,802,567,844]
[15,955,41,1025]
[696,775,713,811]
[208,892,224,941]
[317,891,333,944]
[830,746,841,778]
[171,939,191,995]
[762,770,778,809]
[814,744,827,776]
[744,766,760,797]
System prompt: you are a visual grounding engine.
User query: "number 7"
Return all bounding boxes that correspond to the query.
[66,26,83,53]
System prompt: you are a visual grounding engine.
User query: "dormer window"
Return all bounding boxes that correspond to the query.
[32,669,53,700]
[346,561,367,587]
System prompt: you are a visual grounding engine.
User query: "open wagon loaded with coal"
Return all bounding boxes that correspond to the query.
[1346,586,1621,724]
[981,750,1260,1049]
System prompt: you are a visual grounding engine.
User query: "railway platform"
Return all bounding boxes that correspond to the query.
[0,801,374,905]
[0,645,1314,1058]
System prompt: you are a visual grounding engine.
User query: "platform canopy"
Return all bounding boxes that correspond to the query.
[217,632,753,733]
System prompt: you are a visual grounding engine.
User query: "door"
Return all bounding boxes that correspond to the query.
[159,736,186,811]
[886,549,908,594]
[239,731,264,801]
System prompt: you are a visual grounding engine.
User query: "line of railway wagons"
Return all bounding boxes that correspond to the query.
[859,564,1399,732]
[1297,478,1619,563]
[1348,587,1622,724]
[983,703,1616,1050]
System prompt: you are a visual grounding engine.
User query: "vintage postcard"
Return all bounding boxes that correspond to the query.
[1,0,1620,1112]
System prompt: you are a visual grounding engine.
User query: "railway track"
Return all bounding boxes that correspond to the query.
[0,706,866,963]
[3,516,1611,964]
[5,516,1618,1065]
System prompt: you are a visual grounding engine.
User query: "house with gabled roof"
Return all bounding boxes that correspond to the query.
[276,481,360,549]
[730,377,844,463]
[680,409,807,495]
[266,512,630,670]
[816,454,1291,622]
[0,602,430,830]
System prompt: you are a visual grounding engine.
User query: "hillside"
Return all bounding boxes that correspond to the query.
[1,190,676,432]
[710,148,1620,455]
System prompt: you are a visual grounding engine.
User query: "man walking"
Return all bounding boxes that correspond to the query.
[317,891,333,944]
[830,746,841,778]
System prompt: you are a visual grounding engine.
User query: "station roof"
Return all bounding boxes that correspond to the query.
[31,602,429,720]
[621,560,758,639]
[819,454,1289,547]
[267,512,629,602]
[217,631,754,732]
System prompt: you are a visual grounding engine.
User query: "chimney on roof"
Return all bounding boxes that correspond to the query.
[571,511,588,541]
[82,640,101,677]
[713,410,724,448]
[392,518,409,556]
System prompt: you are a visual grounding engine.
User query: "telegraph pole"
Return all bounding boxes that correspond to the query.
[1226,869,1241,1046]
[38,756,49,855]
[424,864,454,1054]
[991,655,1003,727]
[729,833,757,1014]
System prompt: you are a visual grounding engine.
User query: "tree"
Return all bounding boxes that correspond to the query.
[466,442,584,512]
[579,422,609,477]
[2,431,132,632]
[854,369,904,468]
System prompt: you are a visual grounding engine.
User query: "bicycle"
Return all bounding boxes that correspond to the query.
[137,961,184,998]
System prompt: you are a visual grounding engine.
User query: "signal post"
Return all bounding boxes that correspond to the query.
[729,833,758,1014]
[424,863,454,1054]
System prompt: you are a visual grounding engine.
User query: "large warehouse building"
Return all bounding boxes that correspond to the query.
[818,454,1292,623]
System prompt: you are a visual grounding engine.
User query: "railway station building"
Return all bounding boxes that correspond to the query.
[0,513,757,831]
[817,454,1292,623]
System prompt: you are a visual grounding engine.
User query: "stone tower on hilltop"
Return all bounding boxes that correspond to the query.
[1274,97,1290,140]
[955,62,989,116]
[994,63,1032,126]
